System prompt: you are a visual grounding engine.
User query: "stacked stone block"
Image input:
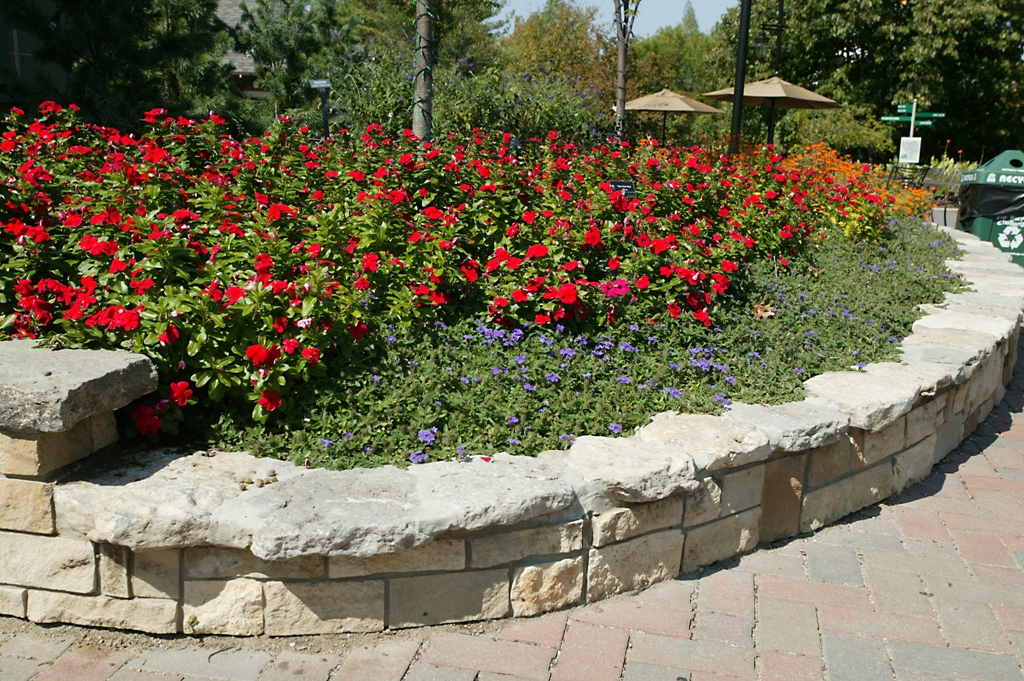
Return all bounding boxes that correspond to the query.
[0,341,157,625]
[1,224,1022,637]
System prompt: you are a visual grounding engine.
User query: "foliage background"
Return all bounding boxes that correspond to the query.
[2,0,1021,160]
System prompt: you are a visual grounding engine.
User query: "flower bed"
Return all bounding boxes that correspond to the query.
[1,104,930,466]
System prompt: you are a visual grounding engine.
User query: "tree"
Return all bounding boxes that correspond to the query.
[611,0,640,138]
[2,0,241,130]
[709,0,1024,159]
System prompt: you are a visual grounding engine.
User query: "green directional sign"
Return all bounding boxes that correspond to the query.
[915,120,933,127]
[896,104,913,113]
[881,116,911,122]
[915,112,945,119]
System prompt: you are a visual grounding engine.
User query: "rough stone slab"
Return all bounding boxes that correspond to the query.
[723,400,850,452]
[55,450,300,552]
[27,591,178,634]
[99,543,131,598]
[263,580,384,635]
[934,413,963,463]
[561,435,697,511]
[913,310,1016,344]
[187,547,324,580]
[898,344,981,385]
[803,370,919,431]
[800,463,895,533]
[0,416,93,477]
[592,498,682,548]
[635,413,773,473]
[894,434,938,493]
[720,466,765,515]
[760,455,805,543]
[923,301,1023,324]
[0,585,26,617]
[0,340,157,432]
[862,416,906,465]
[389,569,510,628]
[0,657,47,681]
[0,477,54,534]
[330,539,464,577]
[586,530,684,602]
[863,361,955,395]
[0,531,95,592]
[258,651,343,681]
[217,454,576,560]
[183,579,264,636]
[901,327,999,367]
[132,549,180,599]
[682,507,760,573]
[906,396,946,446]
[683,478,722,527]
[806,435,858,488]
[510,557,584,617]
[472,522,583,568]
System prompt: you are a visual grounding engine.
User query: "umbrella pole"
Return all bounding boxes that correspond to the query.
[662,112,667,143]
[729,0,753,155]
[767,100,778,146]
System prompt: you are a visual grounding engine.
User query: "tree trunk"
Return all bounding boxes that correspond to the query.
[613,0,638,141]
[413,0,434,142]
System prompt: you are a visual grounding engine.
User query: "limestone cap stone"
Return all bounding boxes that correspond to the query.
[0,340,157,432]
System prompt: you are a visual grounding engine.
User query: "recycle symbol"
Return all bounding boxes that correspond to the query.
[998,223,1024,250]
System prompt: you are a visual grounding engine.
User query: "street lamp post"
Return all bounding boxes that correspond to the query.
[752,0,785,145]
[308,79,332,139]
[729,0,753,155]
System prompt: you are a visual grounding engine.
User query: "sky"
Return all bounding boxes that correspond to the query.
[497,0,735,37]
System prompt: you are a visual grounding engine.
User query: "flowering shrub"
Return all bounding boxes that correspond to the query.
[781,143,930,241]
[0,103,918,438]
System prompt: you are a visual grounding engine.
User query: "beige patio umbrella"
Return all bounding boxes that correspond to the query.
[625,88,722,141]
[703,76,841,143]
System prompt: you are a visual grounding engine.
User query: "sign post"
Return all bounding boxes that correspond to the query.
[881,102,945,164]
[308,79,332,139]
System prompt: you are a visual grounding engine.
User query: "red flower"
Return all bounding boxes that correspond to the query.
[158,324,179,346]
[584,227,602,247]
[522,210,537,224]
[267,203,296,222]
[721,259,739,273]
[635,275,650,289]
[131,404,162,435]
[246,344,280,367]
[224,287,246,305]
[169,381,193,407]
[109,259,128,274]
[361,252,380,272]
[348,170,365,181]
[525,244,548,259]
[354,277,371,290]
[535,313,551,325]
[556,283,578,305]
[282,338,300,354]
[259,390,282,412]
[301,347,320,366]
[348,321,369,339]
[667,302,682,319]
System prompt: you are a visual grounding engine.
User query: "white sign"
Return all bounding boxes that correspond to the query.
[899,137,921,164]
[308,79,332,89]
[997,218,1024,252]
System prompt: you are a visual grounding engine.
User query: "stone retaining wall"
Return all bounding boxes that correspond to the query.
[0,224,1021,637]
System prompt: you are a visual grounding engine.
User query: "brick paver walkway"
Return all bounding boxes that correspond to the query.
[5,386,1024,681]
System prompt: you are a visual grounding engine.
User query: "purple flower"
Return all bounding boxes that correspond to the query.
[559,433,575,441]
[665,387,682,399]
[560,348,576,358]
[418,427,438,445]
[524,383,536,392]
[793,368,804,375]
[507,437,520,445]
[714,392,730,406]
[410,450,428,463]
[546,372,560,383]
[609,423,623,434]
[618,376,632,384]
[387,335,397,343]
[320,438,334,449]
[506,416,519,424]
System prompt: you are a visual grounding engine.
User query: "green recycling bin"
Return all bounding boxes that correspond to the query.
[958,149,1024,265]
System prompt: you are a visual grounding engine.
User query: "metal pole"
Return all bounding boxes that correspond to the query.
[729,0,753,155]
[766,0,783,145]
[909,98,917,138]
[319,89,329,139]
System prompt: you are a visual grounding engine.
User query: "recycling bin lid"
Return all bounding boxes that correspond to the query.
[960,150,1024,186]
